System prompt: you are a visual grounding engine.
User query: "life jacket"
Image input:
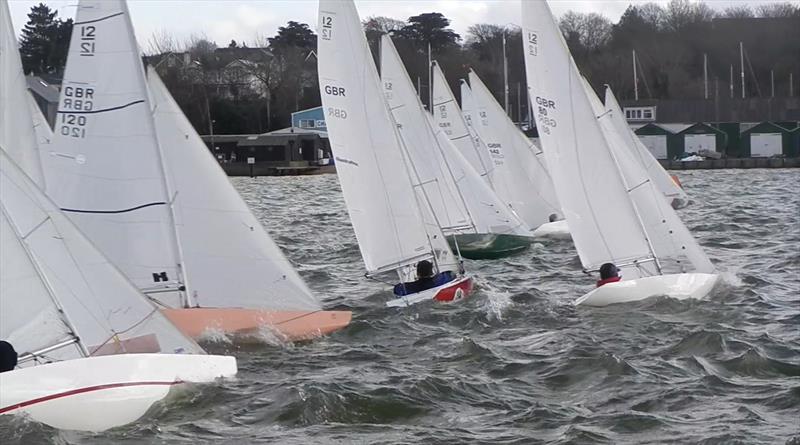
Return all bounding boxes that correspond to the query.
[393,271,456,296]
[596,276,622,288]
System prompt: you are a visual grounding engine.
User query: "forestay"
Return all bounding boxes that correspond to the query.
[603,86,689,204]
[430,62,495,187]
[379,35,472,234]
[462,72,561,229]
[522,1,714,278]
[147,68,319,311]
[45,0,183,305]
[0,149,203,364]
[317,0,452,276]
[0,0,44,185]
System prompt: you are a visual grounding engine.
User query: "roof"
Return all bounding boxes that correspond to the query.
[265,126,328,138]
[740,121,793,135]
[678,122,725,135]
[657,123,693,134]
[291,106,323,117]
[26,76,60,103]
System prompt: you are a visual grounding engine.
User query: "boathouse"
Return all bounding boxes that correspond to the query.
[677,123,727,156]
[633,123,673,159]
[740,122,795,158]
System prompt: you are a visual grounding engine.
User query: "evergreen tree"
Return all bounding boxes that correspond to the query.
[19,3,72,75]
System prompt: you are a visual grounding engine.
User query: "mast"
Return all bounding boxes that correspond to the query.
[632,49,639,101]
[0,203,89,357]
[740,42,746,99]
[503,32,509,114]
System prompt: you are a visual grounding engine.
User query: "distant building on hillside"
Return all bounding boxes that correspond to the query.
[291,106,326,131]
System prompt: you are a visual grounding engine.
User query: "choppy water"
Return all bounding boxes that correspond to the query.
[4,169,799,444]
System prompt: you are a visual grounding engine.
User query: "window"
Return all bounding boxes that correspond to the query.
[298,119,315,128]
[623,106,656,122]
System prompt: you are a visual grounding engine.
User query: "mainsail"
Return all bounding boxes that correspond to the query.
[45,0,183,305]
[603,86,689,204]
[317,0,455,278]
[430,62,495,186]
[380,37,529,237]
[0,149,204,364]
[379,35,472,234]
[461,73,561,229]
[147,68,320,311]
[0,0,44,185]
[521,0,714,278]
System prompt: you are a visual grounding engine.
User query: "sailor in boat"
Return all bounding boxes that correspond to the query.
[596,263,622,287]
[393,260,454,296]
[549,213,560,223]
[0,341,17,373]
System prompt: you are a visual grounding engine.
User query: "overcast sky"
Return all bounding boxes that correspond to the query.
[7,0,787,51]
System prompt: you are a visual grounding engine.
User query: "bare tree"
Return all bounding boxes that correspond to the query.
[559,12,611,50]
[723,5,755,18]
[147,28,179,56]
[638,3,667,30]
[756,2,800,18]
[362,16,405,34]
[664,0,715,31]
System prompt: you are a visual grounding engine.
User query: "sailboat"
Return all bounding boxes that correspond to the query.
[458,71,570,239]
[0,148,237,432]
[521,0,718,307]
[42,0,350,341]
[317,0,472,308]
[603,85,690,209]
[380,36,533,260]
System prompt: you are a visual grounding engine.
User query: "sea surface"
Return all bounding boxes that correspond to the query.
[4,169,799,444]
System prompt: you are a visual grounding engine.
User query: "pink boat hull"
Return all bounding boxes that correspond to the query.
[161,308,352,342]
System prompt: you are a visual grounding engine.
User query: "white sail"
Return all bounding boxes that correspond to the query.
[28,93,53,151]
[462,73,561,229]
[583,82,714,275]
[317,0,454,276]
[0,149,204,363]
[603,86,689,204]
[45,0,183,305]
[430,62,495,187]
[379,36,472,234]
[522,0,714,277]
[147,67,320,311]
[0,0,44,185]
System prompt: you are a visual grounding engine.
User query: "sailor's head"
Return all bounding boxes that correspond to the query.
[548,213,559,223]
[599,263,619,280]
[0,341,17,373]
[416,260,434,279]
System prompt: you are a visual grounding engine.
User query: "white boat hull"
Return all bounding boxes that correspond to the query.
[575,273,718,307]
[0,353,236,432]
[532,220,571,239]
[385,275,473,308]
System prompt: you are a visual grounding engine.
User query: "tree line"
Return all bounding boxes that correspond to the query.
[15,1,800,136]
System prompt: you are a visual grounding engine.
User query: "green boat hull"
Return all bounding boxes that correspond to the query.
[447,234,532,260]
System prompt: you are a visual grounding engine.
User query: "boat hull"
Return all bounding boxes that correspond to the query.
[531,220,571,239]
[447,234,531,259]
[386,275,473,308]
[0,353,236,432]
[575,273,718,307]
[161,308,352,342]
